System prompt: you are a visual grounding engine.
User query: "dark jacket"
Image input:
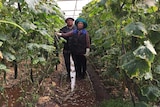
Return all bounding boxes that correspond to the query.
[60,26,76,50]
[61,29,90,55]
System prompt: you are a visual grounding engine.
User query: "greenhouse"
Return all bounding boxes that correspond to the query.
[0,0,160,107]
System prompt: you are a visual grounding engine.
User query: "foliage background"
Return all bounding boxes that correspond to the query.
[0,0,65,75]
[80,0,160,106]
[0,0,160,106]
[0,0,65,106]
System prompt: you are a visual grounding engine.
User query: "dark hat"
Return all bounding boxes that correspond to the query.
[65,17,74,23]
[75,18,87,28]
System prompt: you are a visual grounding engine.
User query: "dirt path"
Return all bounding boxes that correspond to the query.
[87,63,110,102]
[36,73,96,107]
[36,56,111,107]
[36,56,96,107]
[0,55,110,107]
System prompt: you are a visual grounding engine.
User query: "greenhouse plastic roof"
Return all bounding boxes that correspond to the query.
[56,0,92,19]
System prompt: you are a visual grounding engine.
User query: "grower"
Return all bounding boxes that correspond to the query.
[57,18,90,79]
[59,17,76,81]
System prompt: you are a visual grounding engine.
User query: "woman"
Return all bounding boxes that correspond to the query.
[57,18,90,79]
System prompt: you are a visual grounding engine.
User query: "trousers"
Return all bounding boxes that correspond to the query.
[63,50,71,78]
[72,54,87,79]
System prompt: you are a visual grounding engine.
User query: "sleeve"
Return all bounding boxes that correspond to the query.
[61,30,73,37]
[86,32,91,48]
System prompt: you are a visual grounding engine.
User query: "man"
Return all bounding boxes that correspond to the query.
[60,17,76,81]
[57,18,90,79]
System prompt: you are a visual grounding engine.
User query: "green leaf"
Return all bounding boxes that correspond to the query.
[144,72,152,80]
[99,0,107,6]
[148,31,160,44]
[24,0,39,10]
[59,37,66,43]
[120,51,134,65]
[40,3,56,14]
[122,59,151,79]
[149,24,160,32]
[102,39,114,49]
[0,64,7,70]
[158,80,160,88]
[124,22,147,38]
[0,86,4,92]
[147,6,158,13]
[135,101,150,107]
[133,46,155,62]
[27,43,40,50]
[0,41,3,47]
[144,40,157,55]
[22,22,37,30]
[0,33,7,41]
[0,64,10,72]
[32,57,46,65]
[141,85,160,101]
[89,6,101,17]
[148,24,160,45]
[131,40,157,64]
[8,47,16,54]
[37,29,48,36]
[154,65,160,74]
[0,2,3,9]
[155,42,160,51]
[39,44,55,53]
[18,0,24,3]
[3,52,16,62]
[27,43,55,53]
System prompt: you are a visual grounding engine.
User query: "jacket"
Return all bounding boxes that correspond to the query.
[61,29,90,55]
[60,26,76,50]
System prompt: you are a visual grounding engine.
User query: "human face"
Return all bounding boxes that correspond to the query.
[77,22,84,29]
[66,19,74,27]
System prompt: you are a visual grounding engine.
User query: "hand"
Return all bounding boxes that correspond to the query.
[85,48,90,56]
[55,32,62,36]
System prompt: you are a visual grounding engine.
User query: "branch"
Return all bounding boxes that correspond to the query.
[0,20,27,34]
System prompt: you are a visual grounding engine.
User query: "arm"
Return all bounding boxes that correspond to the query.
[61,30,73,37]
[85,32,90,56]
[86,32,90,48]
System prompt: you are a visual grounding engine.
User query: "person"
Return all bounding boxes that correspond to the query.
[57,18,90,79]
[59,17,76,81]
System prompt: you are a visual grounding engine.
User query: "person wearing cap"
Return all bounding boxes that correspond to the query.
[59,17,76,81]
[57,18,90,79]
